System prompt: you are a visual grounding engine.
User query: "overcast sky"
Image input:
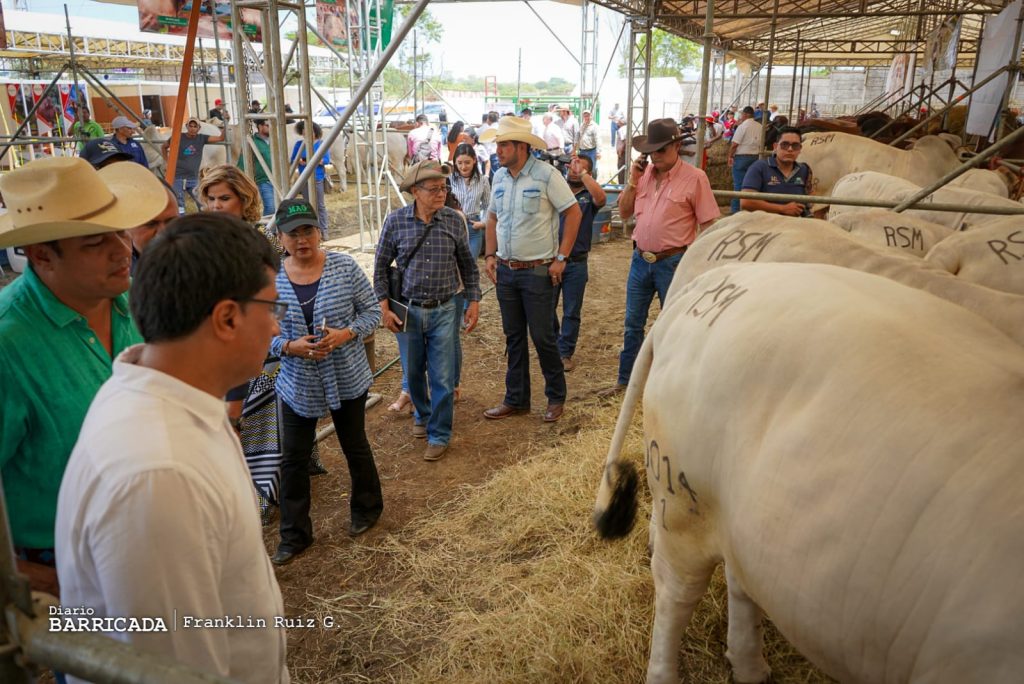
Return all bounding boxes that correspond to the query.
[21,0,629,84]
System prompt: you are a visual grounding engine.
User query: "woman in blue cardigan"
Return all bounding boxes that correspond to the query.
[268,198,383,566]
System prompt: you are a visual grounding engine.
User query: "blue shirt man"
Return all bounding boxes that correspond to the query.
[553,155,606,371]
[480,116,582,424]
[741,126,814,217]
[109,116,150,168]
[374,160,481,462]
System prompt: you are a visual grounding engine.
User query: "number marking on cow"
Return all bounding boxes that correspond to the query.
[685,275,749,327]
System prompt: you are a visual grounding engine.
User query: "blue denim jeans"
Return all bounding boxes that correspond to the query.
[731,154,758,213]
[257,180,276,217]
[405,298,460,446]
[399,295,463,395]
[617,250,684,385]
[496,263,566,407]
[173,177,199,213]
[467,222,485,260]
[552,259,589,359]
[488,153,499,182]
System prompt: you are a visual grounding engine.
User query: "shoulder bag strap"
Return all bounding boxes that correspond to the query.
[398,221,436,273]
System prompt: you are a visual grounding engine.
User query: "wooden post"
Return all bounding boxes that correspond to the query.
[164,0,204,185]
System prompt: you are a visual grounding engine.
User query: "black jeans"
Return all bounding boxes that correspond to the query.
[278,394,383,552]
[496,263,567,408]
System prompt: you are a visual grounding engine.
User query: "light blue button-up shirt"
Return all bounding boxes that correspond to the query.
[489,155,577,261]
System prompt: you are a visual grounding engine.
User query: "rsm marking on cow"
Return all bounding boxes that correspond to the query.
[685,275,749,327]
[988,231,1024,265]
[707,229,781,264]
[883,225,924,251]
[808,133,835,146]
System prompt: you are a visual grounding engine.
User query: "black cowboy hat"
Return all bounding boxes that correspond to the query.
[631,118,683,153]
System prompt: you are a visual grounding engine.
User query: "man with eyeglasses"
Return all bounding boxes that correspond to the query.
[374,160,480,462]
[740,126,814,217]
[56,213,291,683]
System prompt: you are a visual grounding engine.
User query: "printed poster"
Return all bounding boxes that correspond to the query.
[317,0,359,50]
[6,83,28,126]
[137,0,263,42]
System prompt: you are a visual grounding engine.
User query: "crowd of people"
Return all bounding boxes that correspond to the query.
[0,92,818,680]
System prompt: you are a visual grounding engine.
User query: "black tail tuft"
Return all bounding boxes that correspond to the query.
[593,461,639,539]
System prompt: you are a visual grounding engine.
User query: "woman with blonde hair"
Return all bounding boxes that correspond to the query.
[197,164,262,224]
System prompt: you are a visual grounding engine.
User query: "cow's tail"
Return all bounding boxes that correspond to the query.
[592,333,654,539]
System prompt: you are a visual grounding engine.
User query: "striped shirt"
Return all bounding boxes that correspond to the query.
[373,204,481,303]
[271,252,381,418]
[450,173,490,220]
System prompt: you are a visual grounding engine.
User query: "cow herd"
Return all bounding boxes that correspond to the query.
[592,131,1024,683]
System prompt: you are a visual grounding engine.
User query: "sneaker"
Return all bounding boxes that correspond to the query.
[561,356,576,372]
[423,443,449,461]
[412,423,427,438]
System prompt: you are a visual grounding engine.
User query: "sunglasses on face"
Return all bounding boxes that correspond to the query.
[778,141,802,150]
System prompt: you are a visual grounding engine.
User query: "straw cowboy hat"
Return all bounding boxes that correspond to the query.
[631,118,684,153]
[399,159,452,192]
[0,157,168,249]
[478,115,546,150]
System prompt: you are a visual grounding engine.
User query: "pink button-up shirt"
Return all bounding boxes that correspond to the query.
[632,159,720,252]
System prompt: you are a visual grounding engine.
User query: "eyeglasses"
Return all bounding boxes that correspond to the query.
[778,141,802,150]
[238,298,289,321]
[416,184,448,195]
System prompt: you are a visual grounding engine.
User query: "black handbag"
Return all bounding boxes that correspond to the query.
[387,223,436,303]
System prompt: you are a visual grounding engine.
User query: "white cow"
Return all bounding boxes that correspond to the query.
[594,261,1024,684]
[799,132,961,197]
[141,122,240,179]
[948,168,1013,198]
[827,209,953,257]
[925,215,1024,295]
[828,171,1024,231]
[668,212,1024,347]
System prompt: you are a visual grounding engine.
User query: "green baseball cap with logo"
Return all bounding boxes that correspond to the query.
[274,198,320,234]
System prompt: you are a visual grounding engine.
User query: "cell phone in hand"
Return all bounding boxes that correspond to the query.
[314,317,327,342]
[638,154,649,170]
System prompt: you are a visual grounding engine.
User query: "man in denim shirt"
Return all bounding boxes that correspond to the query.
[481,116,582,424]
[374,160,480,462]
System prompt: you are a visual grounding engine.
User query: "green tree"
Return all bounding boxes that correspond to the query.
[619,29,701,77]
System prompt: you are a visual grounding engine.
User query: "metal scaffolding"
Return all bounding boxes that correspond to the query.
[624,14,652,162]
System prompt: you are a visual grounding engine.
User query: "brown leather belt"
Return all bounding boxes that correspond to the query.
[636,245,688,263]
[498,258,554,270]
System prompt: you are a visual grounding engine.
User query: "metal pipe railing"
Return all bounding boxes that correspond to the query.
[715,189,1024,216]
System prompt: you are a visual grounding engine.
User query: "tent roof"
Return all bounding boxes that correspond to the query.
[588,0,1012,66]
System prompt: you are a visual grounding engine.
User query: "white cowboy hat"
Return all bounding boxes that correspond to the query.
[478,115,546,150]
[0,157,168,249]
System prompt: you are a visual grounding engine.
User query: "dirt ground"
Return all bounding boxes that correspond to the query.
[273,187,648,680]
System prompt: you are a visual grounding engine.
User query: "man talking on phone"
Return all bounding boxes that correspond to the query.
[605,118,719,396]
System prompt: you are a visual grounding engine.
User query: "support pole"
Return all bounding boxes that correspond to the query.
[283,0,433,203]
[164,0,204,185]
[893,124,1024,213]
[695,0,715,166]
[0,65,67,163]
[788,30,800,119]
[963,14,986,136]
[760,0,779,154]
[208,0,229,132]
[64,5,81,155]
[715,188,1024,216]
[992,0,1024,142]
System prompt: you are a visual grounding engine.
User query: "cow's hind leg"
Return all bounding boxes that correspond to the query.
[646,546,715,684]
[724,563,771,683]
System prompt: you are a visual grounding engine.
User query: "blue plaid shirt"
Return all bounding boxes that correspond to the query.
[271,252,381,418]
[373,204,481,303]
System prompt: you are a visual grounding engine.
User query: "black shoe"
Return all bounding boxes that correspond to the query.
[271,546,307,566]
[348,518,379,537]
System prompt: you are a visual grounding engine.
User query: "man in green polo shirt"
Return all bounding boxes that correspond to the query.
[0,156,166,592]
[238,119,275,215]
[70,106,104,152]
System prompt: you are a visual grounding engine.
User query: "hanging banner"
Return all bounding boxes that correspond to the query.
[6,83,28,126]
[137,0,262,42]
[316,0,359,50]
[966,0,1023,140]
[885,54,909,95]
[31,84,56,137]
[367,0,394,51]
[61,83,87,132]
[924,16,962,75]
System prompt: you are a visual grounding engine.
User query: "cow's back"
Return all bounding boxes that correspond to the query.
[926,215,1024,294]
[647,262,1024,682]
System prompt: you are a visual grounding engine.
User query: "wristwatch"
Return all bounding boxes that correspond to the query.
[556,254,567,263]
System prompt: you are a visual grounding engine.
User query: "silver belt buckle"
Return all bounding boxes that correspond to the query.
[641,250,658,264]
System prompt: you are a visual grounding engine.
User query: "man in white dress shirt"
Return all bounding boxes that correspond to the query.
[56,213,290,683]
